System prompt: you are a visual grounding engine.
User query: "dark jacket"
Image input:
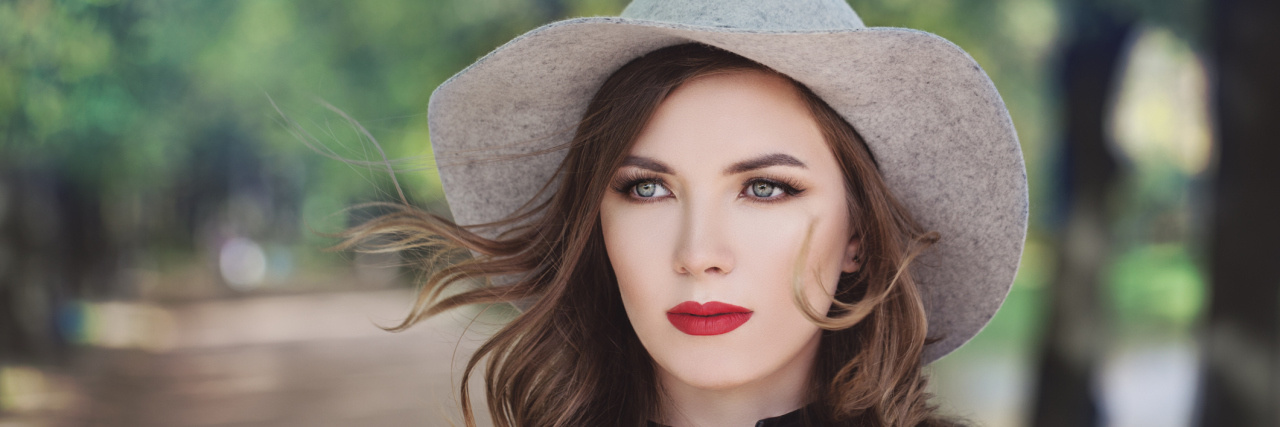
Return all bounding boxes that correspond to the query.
[647,405,819,427]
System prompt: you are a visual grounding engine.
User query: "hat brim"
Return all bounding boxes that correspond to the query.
[427,17,1029,363]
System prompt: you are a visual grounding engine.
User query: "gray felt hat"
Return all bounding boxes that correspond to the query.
[427,0,1029,363]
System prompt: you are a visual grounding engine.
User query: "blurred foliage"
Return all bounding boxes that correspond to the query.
[1103,26,1211,333]
[0,0,629,278]
[1108,243,1204,329]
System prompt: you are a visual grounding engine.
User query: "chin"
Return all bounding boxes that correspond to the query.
[653,333,791,391]
[664,355,768,391]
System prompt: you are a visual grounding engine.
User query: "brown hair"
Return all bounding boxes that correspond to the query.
[335,43,955,426]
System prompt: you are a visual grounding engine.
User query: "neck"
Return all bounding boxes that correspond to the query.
[655,333,821,427]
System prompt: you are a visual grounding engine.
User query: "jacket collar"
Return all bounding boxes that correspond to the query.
[647,404,818,427]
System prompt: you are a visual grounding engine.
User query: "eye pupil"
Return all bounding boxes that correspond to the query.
[636,182,656,197]
[752,182,776,197]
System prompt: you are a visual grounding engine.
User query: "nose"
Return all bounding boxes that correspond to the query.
[672,200,735,278]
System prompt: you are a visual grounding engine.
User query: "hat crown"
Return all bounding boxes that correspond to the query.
[620,0,865,31]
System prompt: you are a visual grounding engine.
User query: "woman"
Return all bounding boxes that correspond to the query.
[339,0,1027,426]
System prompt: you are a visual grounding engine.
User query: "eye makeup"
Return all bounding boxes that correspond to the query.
[739,174,806,203]
[609,170,671,203]
[609,168,808,204]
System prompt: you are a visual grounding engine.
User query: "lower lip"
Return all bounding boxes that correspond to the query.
[666,312,753,336]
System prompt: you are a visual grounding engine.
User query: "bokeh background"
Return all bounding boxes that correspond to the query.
[1,0,1277,426]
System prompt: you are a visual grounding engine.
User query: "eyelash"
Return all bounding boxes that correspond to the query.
[608,171,806,204]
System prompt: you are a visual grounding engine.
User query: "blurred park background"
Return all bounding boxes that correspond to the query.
[0,0,1277,426]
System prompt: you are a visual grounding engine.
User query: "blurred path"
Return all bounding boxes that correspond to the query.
[5,290,497,427]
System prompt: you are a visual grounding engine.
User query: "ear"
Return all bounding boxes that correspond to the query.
[841,233,862,273]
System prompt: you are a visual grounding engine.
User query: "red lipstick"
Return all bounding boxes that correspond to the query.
[666,301,753,336]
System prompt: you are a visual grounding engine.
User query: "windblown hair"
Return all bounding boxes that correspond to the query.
[334,43,955,426]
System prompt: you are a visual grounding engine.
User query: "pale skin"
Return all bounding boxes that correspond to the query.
[599,70,863,427]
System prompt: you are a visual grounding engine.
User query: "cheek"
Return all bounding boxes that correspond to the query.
[599,200,677,321]
[733,207,850,300]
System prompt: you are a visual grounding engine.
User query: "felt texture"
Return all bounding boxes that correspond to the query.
[427,0,1028,363]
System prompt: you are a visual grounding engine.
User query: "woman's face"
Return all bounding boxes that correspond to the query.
[600,70,862,394]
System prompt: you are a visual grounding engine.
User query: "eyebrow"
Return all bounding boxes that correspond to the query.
[621,153,807,175]
[621,156,672,174]
[724,153,807,175]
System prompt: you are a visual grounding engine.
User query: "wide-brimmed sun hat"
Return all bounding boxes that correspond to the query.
[427,0,1028,363]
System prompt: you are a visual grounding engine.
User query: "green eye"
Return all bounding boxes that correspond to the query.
[636,182,657,197]
[752,182,779,198]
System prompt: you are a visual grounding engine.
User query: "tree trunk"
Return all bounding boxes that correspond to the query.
[1197,0,1280,425]
[1030,6,1132,427]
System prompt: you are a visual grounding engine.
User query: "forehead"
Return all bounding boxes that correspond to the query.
[629,70,830,170]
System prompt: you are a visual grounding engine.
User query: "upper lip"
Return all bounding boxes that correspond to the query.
[667,301,752,316]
